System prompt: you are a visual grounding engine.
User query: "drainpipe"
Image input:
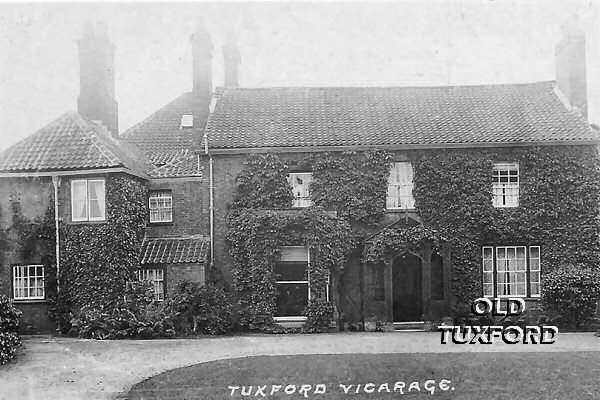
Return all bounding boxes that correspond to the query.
[51,176,61,319]
[204,132,214,267]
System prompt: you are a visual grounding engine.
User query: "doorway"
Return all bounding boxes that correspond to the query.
[392,253,422,322]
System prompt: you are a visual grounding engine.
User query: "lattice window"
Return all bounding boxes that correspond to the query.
[13,265,44,300]
[149,190,173,223]
[482,245,541,298]
[137,269,165,301]
[492,163,519,207]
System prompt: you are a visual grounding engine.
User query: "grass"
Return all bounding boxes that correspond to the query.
[124,352,600,399]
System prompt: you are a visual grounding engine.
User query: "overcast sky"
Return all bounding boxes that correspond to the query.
[1,0,599,151]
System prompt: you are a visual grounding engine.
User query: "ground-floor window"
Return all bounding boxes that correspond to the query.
[482,246,540,298]
[274,246,329,319]
[137,268,165,301]
[13,265,45,300]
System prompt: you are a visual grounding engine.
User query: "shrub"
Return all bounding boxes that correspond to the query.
[541,265,600,329]
[302,298,335,333]
[69,282,175,339]
[167,280,235,335]
[0,295,22,365]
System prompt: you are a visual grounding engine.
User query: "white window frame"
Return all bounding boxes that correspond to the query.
[137,269,165,301]
[149,190,173,223]
[71,179,106,222]
[482,245,541,298]
[492,163,519,208]
[386,162,415,210]
[287,172,312,208]
[13,265,45,300]
[274,246,330,321]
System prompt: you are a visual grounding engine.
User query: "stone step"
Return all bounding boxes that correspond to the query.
[393,321,426,331]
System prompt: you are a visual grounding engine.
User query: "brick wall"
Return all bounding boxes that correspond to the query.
[146,178,209,238]
[0,176,56,333]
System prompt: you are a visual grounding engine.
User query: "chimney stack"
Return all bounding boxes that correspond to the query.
[77,21,119,137]
[190,20,213,104]
[555,15,587,119]
[223,32,241,87]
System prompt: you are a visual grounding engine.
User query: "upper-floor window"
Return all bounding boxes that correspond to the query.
[492,163,519,208]
[71,179,106,222]
[13,265,44,300]
[482,245,540,298]
[137,269,165,301]
[386,162,415,210]
[149,190,173,223]
[288,172,312,208]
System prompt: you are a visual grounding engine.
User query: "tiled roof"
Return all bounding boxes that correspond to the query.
[0,112,155,176]
[140,236,209,264]
[205,82,598,150]
[122,92,197,155]
[151,149,203,178]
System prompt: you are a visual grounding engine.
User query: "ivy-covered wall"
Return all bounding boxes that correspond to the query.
[216,144,600,325]
[412,145,600,303]
[58,174,147,328]
[0,174,147,332]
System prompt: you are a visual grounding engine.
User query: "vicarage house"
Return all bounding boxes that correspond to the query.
[0,20,598,332]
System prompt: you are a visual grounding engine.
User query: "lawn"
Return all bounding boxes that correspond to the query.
[124,352,600,399]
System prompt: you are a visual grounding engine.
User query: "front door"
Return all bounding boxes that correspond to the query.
[392,253,422,322]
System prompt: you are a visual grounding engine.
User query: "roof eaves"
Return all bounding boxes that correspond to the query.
[208,139,600,154]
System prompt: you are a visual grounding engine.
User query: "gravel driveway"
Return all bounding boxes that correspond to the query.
[0,332,598,400]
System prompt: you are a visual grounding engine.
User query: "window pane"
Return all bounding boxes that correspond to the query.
[288,173,312,208]
[88,180,105,220]
[280,246,308,262]
[387,163,414,209]
[275,282,308,317]
[275,262,307,281]
[72,180,88,220]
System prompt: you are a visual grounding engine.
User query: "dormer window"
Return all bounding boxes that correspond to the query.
[180,114,193,129]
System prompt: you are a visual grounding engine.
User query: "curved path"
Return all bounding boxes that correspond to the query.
[0,332,598,400]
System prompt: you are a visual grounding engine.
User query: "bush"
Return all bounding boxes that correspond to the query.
[302,298,335,333]
[0,295,22,365]
[167,280,235,335]
[541,265,600,329]
[69,282,175,339]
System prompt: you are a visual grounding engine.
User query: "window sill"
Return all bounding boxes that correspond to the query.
[69,220,107,225]
[385,208,416,213]
[12,299,47,304]
[148,221,174,226]
[274,316,307,322]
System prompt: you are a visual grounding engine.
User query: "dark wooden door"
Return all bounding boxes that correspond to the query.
[392,253,422,322]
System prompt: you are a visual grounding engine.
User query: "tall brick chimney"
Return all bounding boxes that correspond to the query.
[190,21,213,104]
[555,15,587,119]
[223,32,241,87]
[77,21,119,137]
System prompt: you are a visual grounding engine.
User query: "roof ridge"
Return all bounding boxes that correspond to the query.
[215,81,555,92]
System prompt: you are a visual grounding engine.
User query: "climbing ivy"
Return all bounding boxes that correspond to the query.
[226,151,393,331]
[231,154,294,209]
[227,208,354,330]
[412,146,600,303]
[365,225,445,264]
[309,150,392,226]
[60,175,147,327]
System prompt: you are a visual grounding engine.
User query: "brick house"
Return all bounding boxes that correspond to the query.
[0,21,598,332]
